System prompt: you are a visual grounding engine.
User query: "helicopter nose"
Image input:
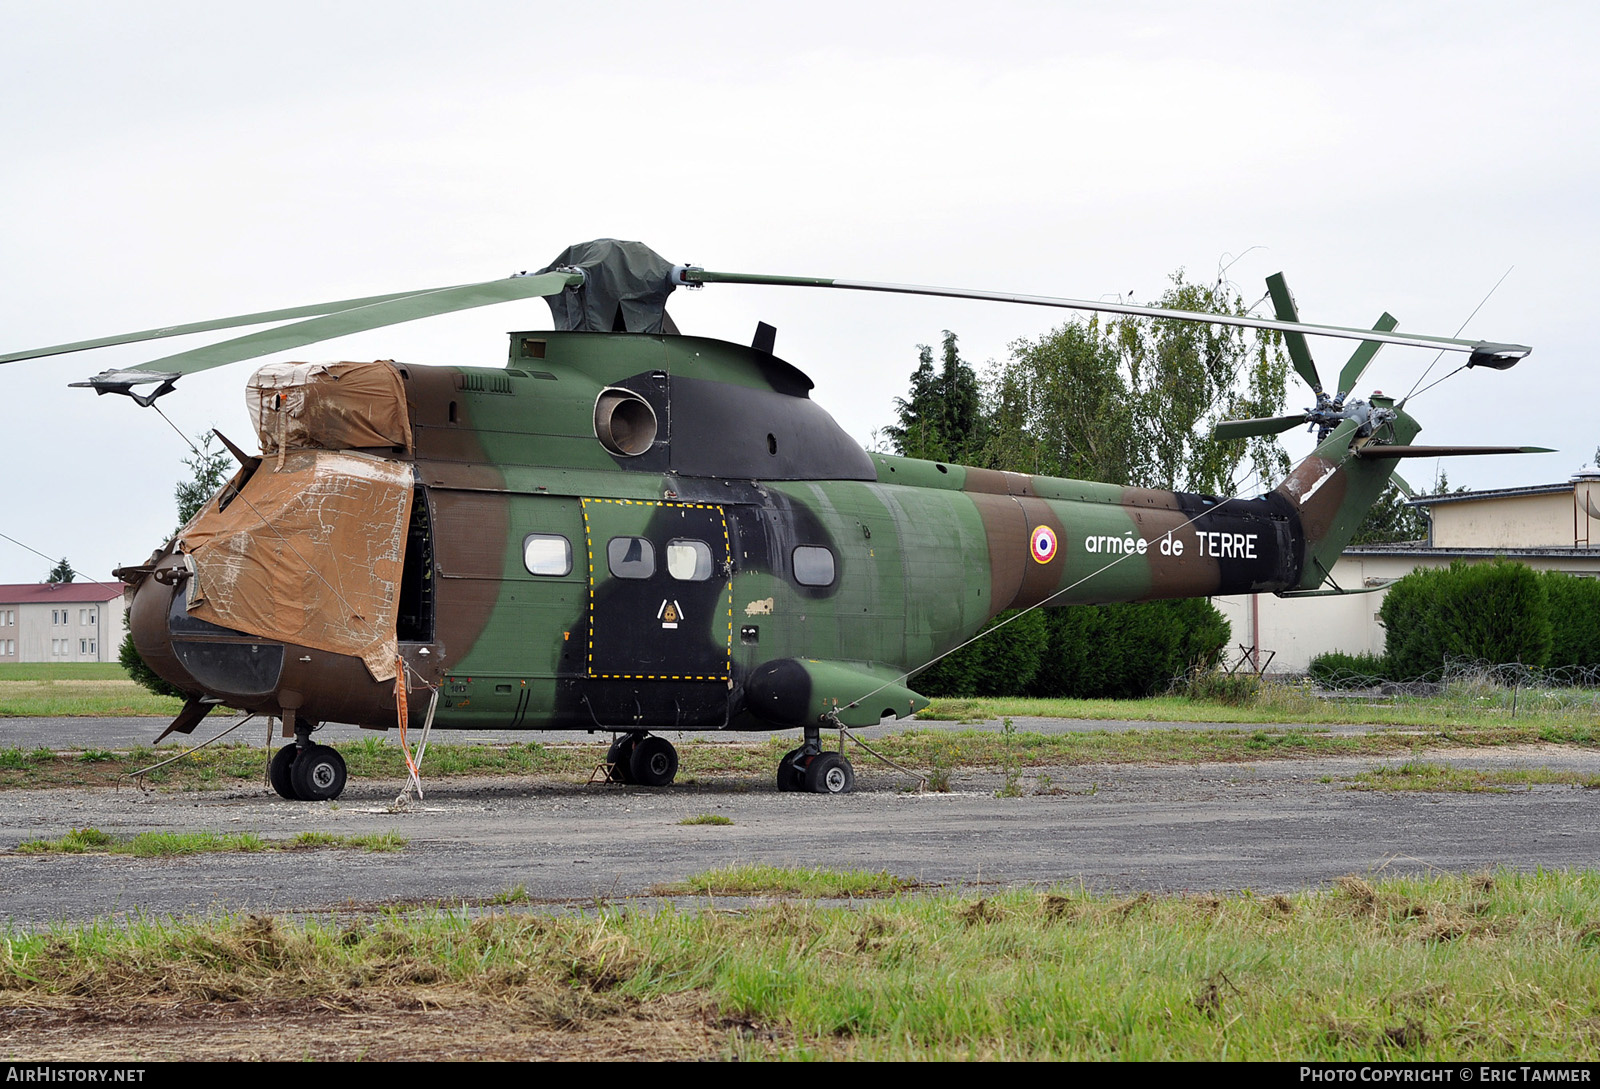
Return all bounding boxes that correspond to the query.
[126,553,285,701]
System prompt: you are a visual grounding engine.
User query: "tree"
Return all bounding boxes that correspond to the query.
[123,431,236,699]
[1122,273,1291,495]
[983,318,1136,483]
[1350,483,1428,545]
[174,432,236,533]
[45,557,75,584]
[1352,469,1466,546]
[974,270,1291,494]
[882,331,985,463]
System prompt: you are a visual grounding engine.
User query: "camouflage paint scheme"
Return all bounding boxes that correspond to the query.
[127,328,1414,740]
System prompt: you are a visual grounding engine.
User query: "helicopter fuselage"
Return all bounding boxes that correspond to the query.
[124,329,1343,745]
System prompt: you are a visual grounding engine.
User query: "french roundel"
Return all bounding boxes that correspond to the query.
[1030,525,1058,564]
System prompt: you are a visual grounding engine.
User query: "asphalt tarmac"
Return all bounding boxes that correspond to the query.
[0,716,1596,926]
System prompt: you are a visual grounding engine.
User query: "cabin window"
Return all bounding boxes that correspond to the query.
[523,533,572,577]
[666,539,713,581]
[792,545,836,587]
[607,537,655,579]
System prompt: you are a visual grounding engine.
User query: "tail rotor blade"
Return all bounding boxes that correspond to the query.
[1214,414,1309,441]
[1352,445,1555,459]
[1336,312,1399,399]
[1266,272,1322,394]
[1390,472,1416,499]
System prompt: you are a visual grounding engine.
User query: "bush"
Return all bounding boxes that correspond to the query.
[1184,669,1259,706]
[1380,559,1552,680]
[1542,571,1600,669]
[915,598,1228,700]
[1307,650,1390,688]
[914,608,1049,698]
[1029,599,1230,699]
[120,613,186,701]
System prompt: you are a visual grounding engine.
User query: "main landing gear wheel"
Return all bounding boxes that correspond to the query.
[289,743,348,801]
[268,744,299,800]
[606,735,639,784]
[804,752,854,795]
[628,735,679,787]
[776,746,806,792]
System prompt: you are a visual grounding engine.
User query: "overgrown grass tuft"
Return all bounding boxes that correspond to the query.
[679,814,733,826]
[15,827,406,856]
[660,864,912,898]
[1344,763,1600,793]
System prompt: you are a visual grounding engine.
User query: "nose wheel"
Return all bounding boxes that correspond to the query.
[776,727,855,794]
[268,742,348,801]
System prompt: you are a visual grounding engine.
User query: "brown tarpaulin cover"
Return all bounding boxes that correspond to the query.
[177,450,414,681]
[247,361,413,454]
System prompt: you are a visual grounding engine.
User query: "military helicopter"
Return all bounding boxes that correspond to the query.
[0,240,1539,801]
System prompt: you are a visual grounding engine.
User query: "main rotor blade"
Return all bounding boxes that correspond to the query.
[1213,414,1309,441]
[1336,312,1399,399]
[1,285,481,366]
[1352,445,1554,459]
[1265,273,1322,393]
[677,268,1530,364]
[125,271,582,376]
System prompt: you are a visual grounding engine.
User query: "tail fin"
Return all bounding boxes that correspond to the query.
[1272,397,1420,592]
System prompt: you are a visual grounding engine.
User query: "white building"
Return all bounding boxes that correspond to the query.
[1213,472,1600,673]
[0,581,128,664]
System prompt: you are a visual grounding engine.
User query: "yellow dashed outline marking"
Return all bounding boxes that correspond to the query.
[581,498,734,682]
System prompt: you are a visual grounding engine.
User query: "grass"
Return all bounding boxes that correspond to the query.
[1343,762,1600,793]
[3,869,1599,1059]
[14,826,407,856]
[920,688,1600,730]
[10,658,1600,729]
[0,663,135,682]
[1,712,1599,793]
[657,863,913,898]
[0,662,184,717]
[679,813,733,826]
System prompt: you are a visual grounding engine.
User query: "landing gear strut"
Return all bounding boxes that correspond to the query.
[607,732,679,787]
[268,721,348,801]
[775,725,855,794]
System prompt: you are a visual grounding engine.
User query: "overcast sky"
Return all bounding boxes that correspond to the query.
[2,0,1594,584]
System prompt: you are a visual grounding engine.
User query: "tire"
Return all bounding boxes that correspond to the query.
[804,752,854,795]
[268,745,299,800]
[289,743,347,801]
[607,735,638,784]
[775,746,805,792]
[628,735,678,787]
